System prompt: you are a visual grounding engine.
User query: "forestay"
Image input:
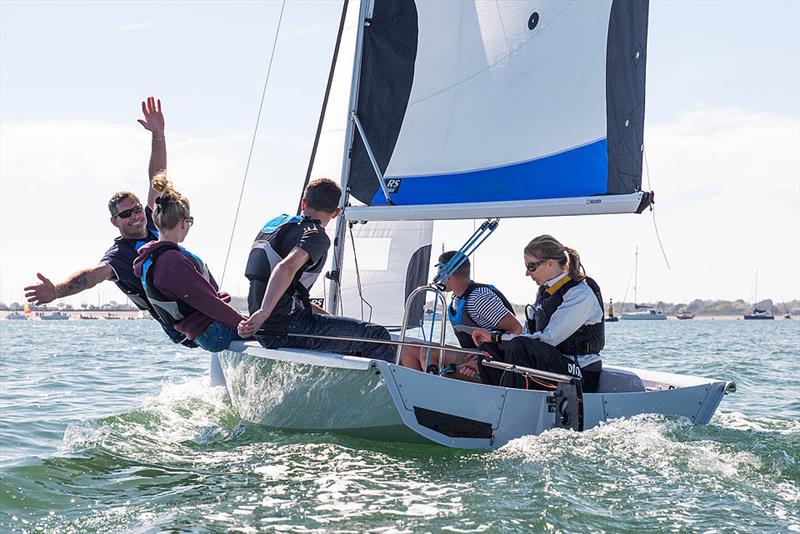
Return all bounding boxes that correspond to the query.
[342,0,650,221]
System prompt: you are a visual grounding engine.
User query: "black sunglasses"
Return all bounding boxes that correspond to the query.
[114,204,143,219]
[525,259,547,272]
[185,216,194,227]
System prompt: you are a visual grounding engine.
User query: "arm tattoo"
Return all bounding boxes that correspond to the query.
[66,273,89,291]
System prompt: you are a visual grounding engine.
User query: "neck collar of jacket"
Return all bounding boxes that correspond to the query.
[545,272,571,295]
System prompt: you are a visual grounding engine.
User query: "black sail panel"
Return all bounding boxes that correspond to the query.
[348,0,418,205]
[606,0,650,195]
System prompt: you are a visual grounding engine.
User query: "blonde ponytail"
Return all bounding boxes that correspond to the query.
[151,172,190,231]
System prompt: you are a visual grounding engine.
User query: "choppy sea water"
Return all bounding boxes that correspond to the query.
[1,319,798,533]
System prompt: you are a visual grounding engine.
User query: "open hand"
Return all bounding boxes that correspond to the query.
[137,96,164,133]
[471,328,492,346]
[24,273,57,305]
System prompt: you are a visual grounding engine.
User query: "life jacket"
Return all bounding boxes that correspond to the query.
[244,214,327,319]
[525,275,605,356]
[448,282,514,348]
[140,243,218,329]
[113,228,159,312]
[114,230,195,347]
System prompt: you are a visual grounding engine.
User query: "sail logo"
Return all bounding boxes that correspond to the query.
[586,199,602,205]
[386,179,402,193]
[309,298,324,307]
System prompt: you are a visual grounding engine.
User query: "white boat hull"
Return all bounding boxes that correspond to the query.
[218,341,733,449]
[620,312,667,320]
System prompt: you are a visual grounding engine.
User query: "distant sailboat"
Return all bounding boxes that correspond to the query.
[675,310,695,320]
[621,247,666,320]
[40,311,69,321]
[744,270,774,320]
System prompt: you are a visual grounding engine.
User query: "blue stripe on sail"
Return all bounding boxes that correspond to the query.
[370,139,609,205]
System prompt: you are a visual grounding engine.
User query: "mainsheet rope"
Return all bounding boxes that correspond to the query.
[219,0,287,287]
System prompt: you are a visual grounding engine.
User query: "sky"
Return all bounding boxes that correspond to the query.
[1,0,798,309]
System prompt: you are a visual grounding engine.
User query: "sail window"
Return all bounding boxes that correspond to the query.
[343,237,391,271]
[528,12,539,30]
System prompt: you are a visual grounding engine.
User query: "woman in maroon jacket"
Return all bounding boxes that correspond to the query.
[133,174,246,353]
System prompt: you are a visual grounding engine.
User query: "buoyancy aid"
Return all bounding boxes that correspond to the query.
[140,243,218,328]
[115,228,159,312]
[244,214,327,318]
[120,230,197,347]
[448,282,515,348]
[525,275,605,356]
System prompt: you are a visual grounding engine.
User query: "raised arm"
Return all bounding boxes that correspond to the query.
[238,247,310,337]
[137,96,166,209]
[24,264,114,305]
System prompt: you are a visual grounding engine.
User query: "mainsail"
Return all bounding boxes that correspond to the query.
[340,0,650,221]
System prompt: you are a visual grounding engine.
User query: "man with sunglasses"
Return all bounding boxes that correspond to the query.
[23,98,191,345]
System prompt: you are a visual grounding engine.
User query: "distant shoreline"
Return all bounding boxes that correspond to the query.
[2,310,794,321]
[1,310,143,320]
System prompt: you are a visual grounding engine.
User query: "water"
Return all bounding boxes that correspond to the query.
[1,319,798,533]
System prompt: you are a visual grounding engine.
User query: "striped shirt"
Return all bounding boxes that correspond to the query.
[453,286,513,329]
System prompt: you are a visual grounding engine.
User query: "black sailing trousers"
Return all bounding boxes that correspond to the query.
[478,337,602,393]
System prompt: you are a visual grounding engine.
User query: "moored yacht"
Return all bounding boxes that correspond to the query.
[744,307,774,320]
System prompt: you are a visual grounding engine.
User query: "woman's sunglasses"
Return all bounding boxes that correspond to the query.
[525,259,547,272]
[114,204,143,219]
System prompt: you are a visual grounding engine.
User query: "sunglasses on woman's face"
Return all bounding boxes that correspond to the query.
[114,204,143,219]
[525,259,547,273]
[185,216,194,227]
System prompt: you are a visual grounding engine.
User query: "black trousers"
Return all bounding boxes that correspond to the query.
[478,337,602,393]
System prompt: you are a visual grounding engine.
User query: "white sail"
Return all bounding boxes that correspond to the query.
[342,0,650,221]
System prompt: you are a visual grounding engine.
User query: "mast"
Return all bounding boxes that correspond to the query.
[754,269,759,305]
[633,246,639,306]
[326,0,370,315]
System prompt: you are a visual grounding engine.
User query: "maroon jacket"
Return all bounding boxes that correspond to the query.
[133,241,245,340]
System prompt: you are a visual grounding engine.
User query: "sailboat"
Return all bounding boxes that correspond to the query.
[218,0,734,448]
[743,270,774,320]
[620,246,666,320]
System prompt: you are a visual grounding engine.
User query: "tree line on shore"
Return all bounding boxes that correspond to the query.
[4,297,798,317]
[511,298,800,317]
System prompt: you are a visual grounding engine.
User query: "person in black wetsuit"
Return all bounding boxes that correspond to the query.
[237,178,394,361]
[471,235,605,393]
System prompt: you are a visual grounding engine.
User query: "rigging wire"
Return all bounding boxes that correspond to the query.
[620,250,638,311]
[219,0,287,287]
[348,222,373,322]
[643,147,671,270]
[296,0,351,215]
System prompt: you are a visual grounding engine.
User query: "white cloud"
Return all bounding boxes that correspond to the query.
[0,119,309,305]
[1,107,798,308]
[113,22,151,32]
[435,107,800,305]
